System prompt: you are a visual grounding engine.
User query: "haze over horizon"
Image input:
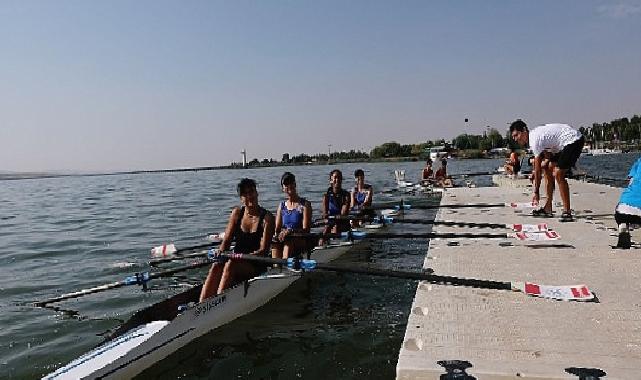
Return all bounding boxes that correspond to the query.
[2,0,640,173]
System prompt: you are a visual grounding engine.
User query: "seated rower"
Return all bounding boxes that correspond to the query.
[421,159,434,185]
[351,169,373,209]
[272,172,312,259]
[320,169,351,245]
[504,149,521,175]
[199,178,275,301]
[350,169,374,227]
[614,156,641,249]
[434,159,453,187]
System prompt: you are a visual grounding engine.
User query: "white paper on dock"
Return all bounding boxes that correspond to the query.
[509,202,538,210]
[511,223,548,232]
[513,230,560,241]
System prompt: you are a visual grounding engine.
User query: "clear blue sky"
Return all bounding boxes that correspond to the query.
[1,0,640,172]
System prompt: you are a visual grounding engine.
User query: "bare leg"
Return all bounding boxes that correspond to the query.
[199,264,224,302]
[217,261,257,294]
[554,167,571,212]
[272,242,283,259]
[543,166,555,212]
[282,242,291,259]
[216,261,235,294]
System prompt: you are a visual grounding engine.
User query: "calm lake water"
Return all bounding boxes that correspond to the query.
[0,155,636,379]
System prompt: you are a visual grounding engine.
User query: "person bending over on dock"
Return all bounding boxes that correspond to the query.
[199,178,275,301]
[510,120,584,222]
[320,169,351,245]
[613,156,641,249]
[421,159,434,184]
[272,172,312,259]
[434,159,453,187]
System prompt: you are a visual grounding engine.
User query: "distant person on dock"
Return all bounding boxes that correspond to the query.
[510,120,585,222]
[272,172,312,259]
[434,159,453,187]
[421,159,434,184]
[200,178,275,301]
[613,157,641,249]
[504,149,521,175]
[320,169,351,245]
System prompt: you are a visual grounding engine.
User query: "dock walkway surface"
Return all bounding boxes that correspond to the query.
[396,179,641,379]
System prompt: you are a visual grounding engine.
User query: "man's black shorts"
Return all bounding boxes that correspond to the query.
[549,136,585,170]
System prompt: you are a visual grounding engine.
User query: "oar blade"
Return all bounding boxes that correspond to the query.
[150,244,177,258]
[515,282,595,301]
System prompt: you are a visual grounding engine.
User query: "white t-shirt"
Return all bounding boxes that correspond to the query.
[529,123,582,156]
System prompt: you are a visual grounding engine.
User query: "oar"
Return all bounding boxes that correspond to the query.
[214,253,595,302]
[583,173,627,184]
[291,229,560,242]
[290,231,510,240]
[368,202,507,211]
[150,241,221,259]
[448,171,497,178]
[150,250,212,265]
[327,215,549,232]
[33,260,214,307]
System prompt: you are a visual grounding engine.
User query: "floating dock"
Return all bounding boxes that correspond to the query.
[396,179,640,379]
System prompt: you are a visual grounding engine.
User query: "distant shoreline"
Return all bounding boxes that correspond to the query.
[0,156,434,181]
[13,150,638,181]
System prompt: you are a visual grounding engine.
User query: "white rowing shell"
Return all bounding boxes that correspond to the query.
[43,320,170,380]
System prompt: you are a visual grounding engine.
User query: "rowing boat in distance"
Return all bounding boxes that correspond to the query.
[42,236,371,380]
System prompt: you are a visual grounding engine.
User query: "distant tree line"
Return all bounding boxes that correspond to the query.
[369,140,448,159]
[229,113,639,166]
[451,128,512,150]
[579,115,641,142]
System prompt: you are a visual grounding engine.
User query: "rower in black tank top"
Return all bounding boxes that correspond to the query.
[233,206,268,255]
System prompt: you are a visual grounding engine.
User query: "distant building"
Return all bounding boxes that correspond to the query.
[489,147,510,157]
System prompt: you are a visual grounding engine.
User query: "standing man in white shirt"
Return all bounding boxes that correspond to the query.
[510,119,585,222]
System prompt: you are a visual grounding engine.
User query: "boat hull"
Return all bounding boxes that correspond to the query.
[43,242,354,380]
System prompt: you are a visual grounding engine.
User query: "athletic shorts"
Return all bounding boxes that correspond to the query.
[549,136,585,170]
[615,211,641,226]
